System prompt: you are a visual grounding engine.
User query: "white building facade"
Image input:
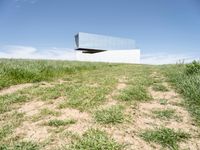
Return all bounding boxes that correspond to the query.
[75,32,140,64]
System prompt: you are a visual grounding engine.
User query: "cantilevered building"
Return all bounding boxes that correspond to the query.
[75,32,140,64]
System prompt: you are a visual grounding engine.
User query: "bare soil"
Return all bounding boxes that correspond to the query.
[8,74,200,149]
[0,83,32,96]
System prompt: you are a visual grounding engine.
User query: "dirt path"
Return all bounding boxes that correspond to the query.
[97,73,200,150]
[100,76,127,109]
[132,73,200,149]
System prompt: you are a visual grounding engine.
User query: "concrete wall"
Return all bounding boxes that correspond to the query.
[76,49,140,64]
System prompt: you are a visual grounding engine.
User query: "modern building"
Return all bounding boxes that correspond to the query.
[75,32,140,64]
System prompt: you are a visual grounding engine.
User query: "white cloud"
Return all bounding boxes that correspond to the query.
[0,45,76,60]
[14,0,38,7]
[15,0,38,3]
[141,52,200,64]
[0,45,199,64]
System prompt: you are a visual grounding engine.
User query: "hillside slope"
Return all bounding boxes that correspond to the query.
[0,59,199,150]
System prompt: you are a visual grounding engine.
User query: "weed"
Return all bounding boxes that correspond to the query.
[94,106,124,124]
[140,127,190,149]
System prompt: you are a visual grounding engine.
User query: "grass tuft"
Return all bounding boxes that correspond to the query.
[159,99,168,105]
[140,127,190,149]
[94,106,124,124]
[31,108,61,122]
[13,141,40,150]
[0,125,12,140]
[47,119,76,127]
[118,85,151,102]
[152,109,176,120]
[69,129,123,150]
[40,108,60,116]
[152,83,168,92]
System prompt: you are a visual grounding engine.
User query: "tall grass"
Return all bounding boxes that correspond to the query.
[162,61,200,125]
[0,59,111,89]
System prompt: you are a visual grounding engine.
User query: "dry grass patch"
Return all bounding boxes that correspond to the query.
[18,100,45,117]
[31,108,61,122]
[15,121,50,142]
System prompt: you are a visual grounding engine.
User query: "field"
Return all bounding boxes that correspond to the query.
[0,59,199,150]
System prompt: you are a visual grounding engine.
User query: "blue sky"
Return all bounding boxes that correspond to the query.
[0,0,200,64]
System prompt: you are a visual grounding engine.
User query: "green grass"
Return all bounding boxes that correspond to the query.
[162,62,200,125]
[47,119,76,127]
[58,84,109,111]
[152,109,176,120]
[0,141,40,150]
[94,106,124,124]
[0,112,25,144]
[140,127,190,149]
[0,125,12,140]
[34,87,62,101]
[0,59,162,148]
[0,93,28,114]
[31,108,61,122]
[152,83,168,92]
[0,59,154,112]
[118,85,151,102]
[159,99,168,105]
[40,108,60,116]
[62,131,80,141]
[0,59,109,89]
[69,129,123,150]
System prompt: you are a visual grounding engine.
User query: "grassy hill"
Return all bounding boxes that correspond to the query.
[0,59,199,150]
